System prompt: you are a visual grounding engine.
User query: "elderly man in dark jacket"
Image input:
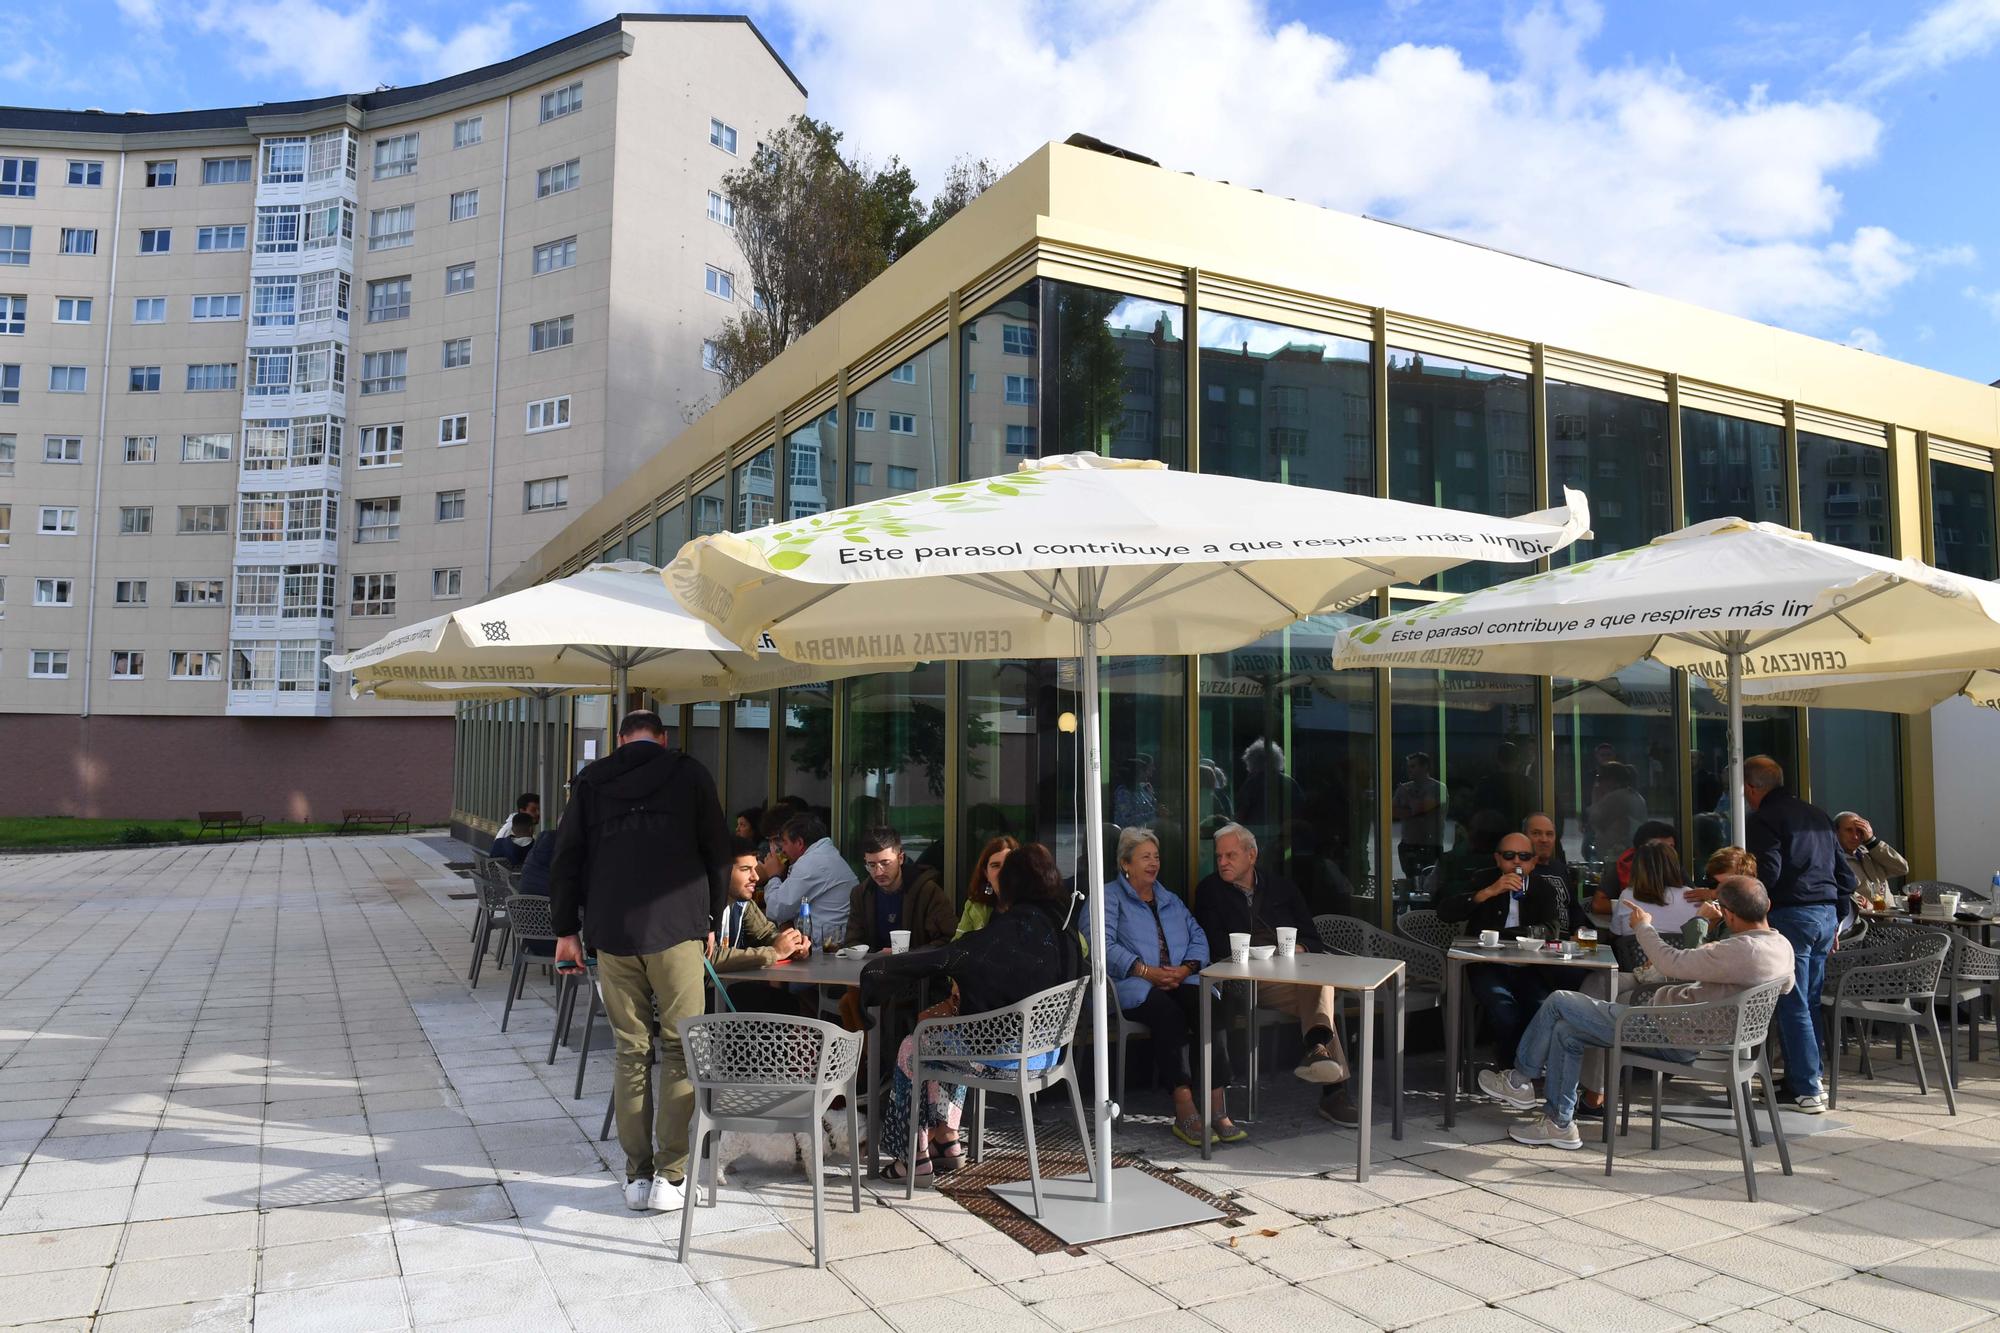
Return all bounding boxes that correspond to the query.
[1744,754,1855,1114]
[1440,831,1569,1068]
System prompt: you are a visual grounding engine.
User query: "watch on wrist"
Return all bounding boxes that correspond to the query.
[1863,836,1880,849]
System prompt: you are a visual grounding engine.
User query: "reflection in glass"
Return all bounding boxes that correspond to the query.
[1387,348,1531,591]
[1681,408,1787,527]
[786,410,835,520]
[1197,312,1371,493]
[687,701,722,784]
[1099,655,1190,893]
[777,684,835,826]
[1809,710,1901,853]
[1042,281,1185,469]
[1199,616,1378,923]
[728,699,769,815]
[652,503,686,567]
[1931,459,1996,579]
[1799,434,1890,555]
[1691,683,1797,865]
[733,445,776,530]
[852,340,946,499]
[690,475,727,539]
[962,283,1041,481]
[1388,668,1542,908]
[1547,381,1671,563]
[842,663,949,876]
[1554,664,1680,869]
[962,658,1078,877]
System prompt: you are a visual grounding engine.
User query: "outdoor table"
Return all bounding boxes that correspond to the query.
[1859,905,1994,1087]
[1196,953,1405,1181]
[1442,941,1617,1128]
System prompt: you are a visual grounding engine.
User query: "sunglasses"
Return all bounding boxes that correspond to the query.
[1497,851,1535,862]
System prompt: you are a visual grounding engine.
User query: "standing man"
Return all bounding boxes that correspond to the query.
[550,710,730,1213]
[1834,811,1908,909]
[1744,755,1855,1114]
[1392,752,1447,886]
[762,813,853,945]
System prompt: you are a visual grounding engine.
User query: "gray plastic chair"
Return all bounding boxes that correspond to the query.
[1395,909,1454,955]
[498,894,559,1033]
[908,979,1092,1218]
[467,860,516,987]
[1944,933,2000,1083]
[1907,879,1986,903]
[469,850,495,942]
[676,1013,862,1269]
[1823,928,1953,1113]
[1606,979,1791,1201]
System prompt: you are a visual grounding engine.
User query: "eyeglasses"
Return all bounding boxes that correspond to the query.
[1497,851,1535,862]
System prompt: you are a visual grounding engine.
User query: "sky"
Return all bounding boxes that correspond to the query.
[6,0,1998,383]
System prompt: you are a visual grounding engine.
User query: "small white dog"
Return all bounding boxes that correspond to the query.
[709,1116,854,1186]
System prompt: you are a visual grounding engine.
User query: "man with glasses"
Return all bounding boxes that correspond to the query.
[1440,832,1570,1066]
[841,826,954,952]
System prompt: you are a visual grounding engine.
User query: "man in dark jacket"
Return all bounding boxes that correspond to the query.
[550,710,730,1214]
[842,826,956,950]
[1440,832,1569,1066]
[1194,823,1357,1124]
[1744,754,1855,1114]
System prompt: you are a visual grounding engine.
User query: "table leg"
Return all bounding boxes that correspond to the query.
[1444,958,1461,1129]
[1950,948,1963,1090]
[1200,979,1213,1161]
[1391,970,1406,1142]
[1358,985,1375,1183]
[866,994,883,1179]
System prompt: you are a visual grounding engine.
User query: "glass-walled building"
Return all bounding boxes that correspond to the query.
[450,139,2000,917]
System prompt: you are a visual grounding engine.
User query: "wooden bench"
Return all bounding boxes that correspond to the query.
[195,811,265,842]
[339,808,412,835]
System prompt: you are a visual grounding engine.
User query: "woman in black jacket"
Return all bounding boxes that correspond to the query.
[861,842,1085,1182]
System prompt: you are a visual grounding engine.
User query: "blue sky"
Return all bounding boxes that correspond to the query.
[6,0,1997,384]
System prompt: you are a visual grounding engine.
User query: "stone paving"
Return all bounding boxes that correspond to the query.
[4,838,2000,1332]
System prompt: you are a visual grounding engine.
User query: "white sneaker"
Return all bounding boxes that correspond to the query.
[1477,1067,1540,1110]
[1509,1115,1582,1150]
[622,1178,652,1211]
[650,1175,686,1213]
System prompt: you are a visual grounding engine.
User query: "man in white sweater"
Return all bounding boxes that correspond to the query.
[1478,875,1796,1149]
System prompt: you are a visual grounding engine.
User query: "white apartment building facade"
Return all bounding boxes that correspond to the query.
[0,14,804,820]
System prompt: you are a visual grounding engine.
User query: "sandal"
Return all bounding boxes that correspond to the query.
[1212,1117,1249,1144]
[1171,1113,1206,1147]
[932,1136,966,1174]
[880,1154,934,1183]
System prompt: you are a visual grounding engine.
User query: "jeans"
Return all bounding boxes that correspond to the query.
[1468,964,1554,1060]
[1513,990,1695,1127]
[1769,902,1838,1098]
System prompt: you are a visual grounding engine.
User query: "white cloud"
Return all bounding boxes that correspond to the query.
[1838,0,2000,94]
[1846,326,1886,354]
[767,0,1958,334]
[192,0,532,94]
[1965,286,2000,320]
[114,0,161,31]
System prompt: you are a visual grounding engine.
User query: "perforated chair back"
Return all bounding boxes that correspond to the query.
[1396,909,1453,954]
[1615,978,1784,1056]
[1908,879,1986,903]
[502,894,556,945]
[478,860,516,915]
[1317,915,1442,988]
[1950,933,2000,984]
[1833,930,1949,1004]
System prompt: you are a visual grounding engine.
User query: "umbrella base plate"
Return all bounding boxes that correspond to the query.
[986,1166,1223,1245]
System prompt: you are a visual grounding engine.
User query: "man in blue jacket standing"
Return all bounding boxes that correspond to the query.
[1744,754,1855,1114]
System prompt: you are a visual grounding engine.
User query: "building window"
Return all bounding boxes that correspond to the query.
[185,363,237,392]
[432,568,463,600]
[702,340,722,373]
[251,275,297,329]
[133,296,166,323]
[110,651,145,679]
[709,119,737,153]
[366,277,411,323]
[145,160,176,187]
[234,567,280,617]
[0,434,9,476]
[0,159,38,197]
[1004,374,1036,405]
[123,435,155,463]
[53,296,90,324]
[307,127,355,183]
[1001,323,1036,356]
[30,650,68,679]
[239,494,284,542]
[0,503,10,544]
[115,580,146,605]
[539,81,583,122]
[442,337,471,369]
[706,191,734,226]
[350,573,397,617]
[118,506,151,535]
[34,577,74,606]
[525,476,568,512]
[60,228,96,255]
[175,579,225,605]
[704,266,734,302]
[853,408,876,431]
[255,206,301,255]
[529,315,574,353]
[198,224,247,252]
[535,159,581,197]
[367,205,414,251]
[356,497,400,543]
[43,435,81,463]
[138,228,171,254]
[190,293,242,321]
[887,464,919,489]
[0,295,24,335]
[360,349,406,395]
[1004,424,1037,455]
[170,650,223,680]
[445,262,476,295]
[282,492,337,542]
[280,566,336,619]
[887,412,916,435]
[303,200,354,251]
[531,236,576,275]
[438,414,468,446]
[202,156,252,184]
[261,136,305,184]
[128,366,161,392]
[181,433,233,462]
[297,272,348,325]
[436,488,466,521]
[448,188,479,222]
[38,505,78,535]
[526,395,570,432]
[0,364,15,404]
[177,505,228,534]
[453,116,483,149]
[358,424,403,468]
[49,365,86,393]
[890,363,916,384]
[0,226,27,264]
[372,134,418,179]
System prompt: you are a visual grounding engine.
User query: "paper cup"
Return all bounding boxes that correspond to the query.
[1938,893,1962,917]
[1275,926,1298,957]
[1229,932,1251,963]
[889,929,911,954]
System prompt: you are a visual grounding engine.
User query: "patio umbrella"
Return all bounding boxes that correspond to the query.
[666,452,1590,1214]
[1332,518,2000,843]
[1731,669,2000,714]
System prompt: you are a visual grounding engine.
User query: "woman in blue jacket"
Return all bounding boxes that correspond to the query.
[1099,827,1242,1146]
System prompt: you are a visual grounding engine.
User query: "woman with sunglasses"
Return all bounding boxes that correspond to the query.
[1439,831,1571,1064]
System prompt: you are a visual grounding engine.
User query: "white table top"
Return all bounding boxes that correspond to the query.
[1201,953,1403,989]
[1448,940,1617,970]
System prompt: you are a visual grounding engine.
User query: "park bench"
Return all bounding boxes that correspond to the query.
[194,811,265,842]
[339,808,412,835]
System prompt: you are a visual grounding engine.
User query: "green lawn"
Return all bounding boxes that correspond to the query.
[0,817,422,849]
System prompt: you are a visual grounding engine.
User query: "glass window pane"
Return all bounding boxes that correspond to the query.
[1808,710,1901,854]
[728,699,770,815]
[1690,682,1798,866]
[1930,459,1996,579]
[1387,349,1532,591]
[786,410,835,518]
[1547,382,1672,563]
[852,340,944,502]
[653,503,686,562]
[690,475,727,539]
[1554,664,1681,875]
[844,663,950,875]
[1101,655,1190,893]
[1040,281,1184,470]
[733,446,775,530]
[778,683,835,822]
[1199,616,1378,923]
[1197,312,1372,494]
[1798,434,1890,556]
[962,658,1072,878]
[687,702,722,781]
[962,282,1039,479]
[1681,408,1787,527]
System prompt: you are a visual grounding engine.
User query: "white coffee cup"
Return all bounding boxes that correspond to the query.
[1478,929,1501,947]
[1229,932,1251,963]
[889,929,911,954]
[1274,926,1298,957]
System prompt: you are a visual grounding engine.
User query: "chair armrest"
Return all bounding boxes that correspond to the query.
[1611,994,1745,1051]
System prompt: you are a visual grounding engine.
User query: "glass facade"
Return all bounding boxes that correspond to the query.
[1387,349,1531,591]
[854,343,944,501]
[1554,662,1679,868]
[1547,382,1671,562]
[1691,686,1798,864]
[842,661,949,875]
[1799,434,1890,555]
[1042,281,1184,469]
[1809,710,1902,853]
[1389,667,1541,908]
[1682,408,1787,527]
[1198,313,1371,494]
[1931,458,1996,579]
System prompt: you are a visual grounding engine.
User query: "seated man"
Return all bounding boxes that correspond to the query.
[1478,875,1796,1149]
[713,837,810,1012]
[518,827,557,896]
[489,811,537,868]
[1835,811,1908,911]
[1525,811,1590,935]
[1439,832,1569,1063]
[1194,823,1358,1125]
[841,826,955,951]
[761,813,853,944]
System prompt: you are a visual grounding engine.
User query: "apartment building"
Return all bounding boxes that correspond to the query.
[0,14,804,819]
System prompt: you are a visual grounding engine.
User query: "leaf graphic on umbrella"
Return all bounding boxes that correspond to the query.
[749,471,1045,569]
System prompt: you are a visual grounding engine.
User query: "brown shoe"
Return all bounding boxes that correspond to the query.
[1294,1043,1348,1085]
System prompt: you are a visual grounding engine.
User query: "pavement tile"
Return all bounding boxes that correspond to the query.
[1796,1272,1991,1333]
[101,1249,257,1312]
[0,1264,111,1324]
[1312,1262,1482,1328]
[253,1274,410,1332]
[259,1233,403,1292]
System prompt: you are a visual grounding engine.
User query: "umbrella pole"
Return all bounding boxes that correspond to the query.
[1080,614,1114,1206]
[1727,642,1747,847]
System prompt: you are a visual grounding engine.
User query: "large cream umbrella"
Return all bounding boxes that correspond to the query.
[1333,518,2000,842]
[1731,669,2000,714]
[667,452,1589,1220]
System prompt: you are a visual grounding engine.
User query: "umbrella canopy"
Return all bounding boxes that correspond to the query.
[1333,517,2000,839]
[1731,669,2000,714]
[668,452,1589,1216]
